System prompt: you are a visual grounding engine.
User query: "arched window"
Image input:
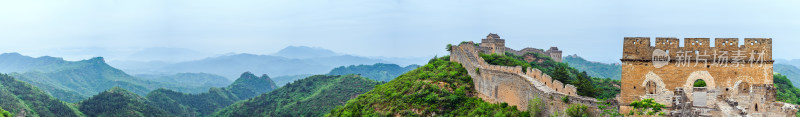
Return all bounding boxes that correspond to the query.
[646,81,657,94]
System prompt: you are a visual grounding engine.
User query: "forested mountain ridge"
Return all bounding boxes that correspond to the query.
[562,54,621,80]
[0,74,84,117]
[774,64,800,88]
[0,53,69,73]
[213,74,383,117]
[6,56,211,102]
[327,63,419,82]
[79,87,172,117]
[145,72,278,116]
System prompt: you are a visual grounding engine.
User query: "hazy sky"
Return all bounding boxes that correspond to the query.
[1,0,798,63]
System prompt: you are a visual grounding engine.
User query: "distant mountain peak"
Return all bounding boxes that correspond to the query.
[88,57,106,63]
[228,72,278,99]
[272,46,339,59]
[239,71,257,79]
[0,52,23,57]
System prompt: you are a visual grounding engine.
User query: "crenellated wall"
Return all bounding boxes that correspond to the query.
[450,42,597,116]
[622,37,772,61]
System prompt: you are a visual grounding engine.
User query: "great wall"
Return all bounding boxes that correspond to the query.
[449,34,604,115]
[450,34,799,116]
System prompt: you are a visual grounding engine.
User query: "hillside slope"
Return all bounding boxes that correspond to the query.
[0,74,84,117]
[326,57,526,116]
[212,74,382,116]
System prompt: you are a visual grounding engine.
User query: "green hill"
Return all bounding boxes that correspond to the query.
[0,74,84,117]
[562,55,622,80]
[326,57,526,116]
[145,72,278,116]
[78,87,173,117]
[212,74,382,116]
[328,63,419,82]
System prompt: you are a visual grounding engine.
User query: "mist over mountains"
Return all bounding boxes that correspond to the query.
[108,46,429,79]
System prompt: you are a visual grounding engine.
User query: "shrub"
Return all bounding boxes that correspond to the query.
[565,104,589,117]
[561,96,569,103]
[528,97,544,117]
[628,98,665,115]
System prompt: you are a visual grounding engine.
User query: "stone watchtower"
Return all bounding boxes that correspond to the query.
[480,33,506,54]
[619,37,796,116]
[546,47,562,62]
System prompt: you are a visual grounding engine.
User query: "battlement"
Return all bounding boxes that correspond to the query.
[622,37,772,61]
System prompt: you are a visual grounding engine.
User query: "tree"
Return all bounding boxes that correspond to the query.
[446,44,453,51]
[693,79,706,87]
[0,107,12,117]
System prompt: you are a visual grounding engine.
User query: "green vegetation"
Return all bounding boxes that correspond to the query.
[773,73,800,117]
[213,74,383,116]
[565,104,589,117]
[776,73,800,104]
[592,78,621,100]
[146,72,278,116]
[528,97,544,117]
[480,52,621,99]
[326,57,527,116]
[597,99,623,117]
[693,79,707,87]
[0,107,10,117]
[0,74,84,117]
[562,55,621,80]
[328,63,419,82]
[627,98,665,116]
[79,87,173,117]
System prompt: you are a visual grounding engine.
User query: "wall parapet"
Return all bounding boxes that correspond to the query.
[622,37,773,62]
